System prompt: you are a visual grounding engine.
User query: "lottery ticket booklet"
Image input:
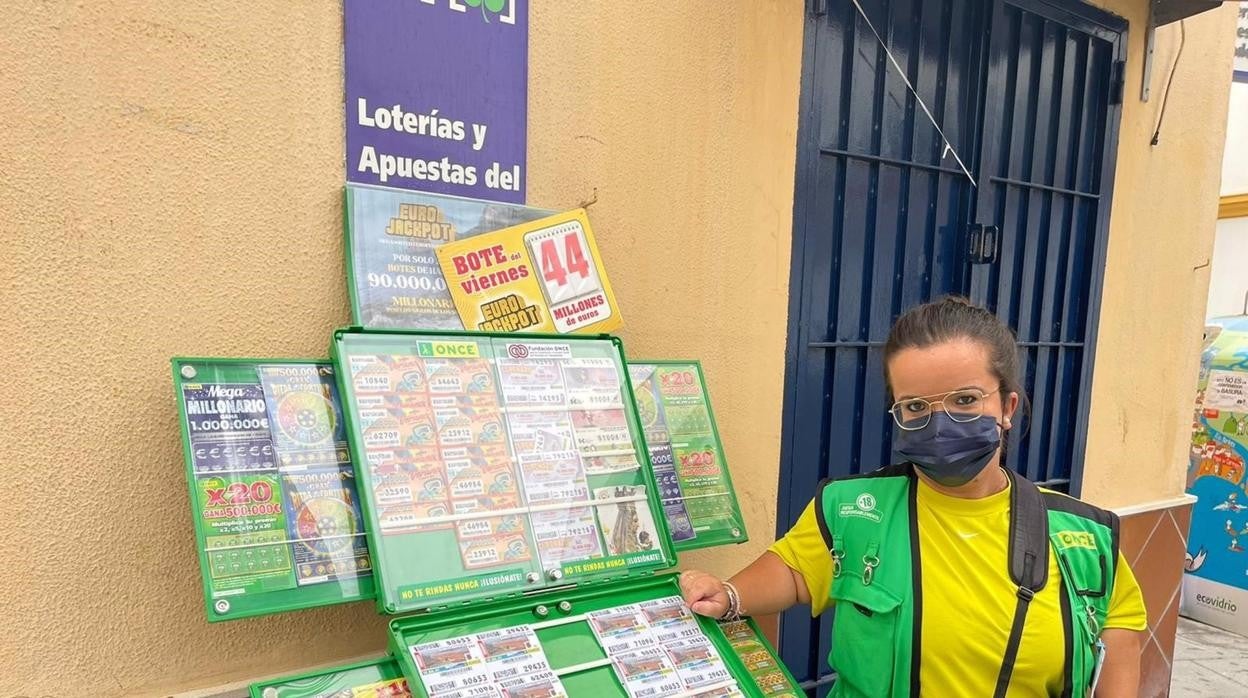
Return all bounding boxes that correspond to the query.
[715,619,804,698]
[331,329,675,615]
[172,358,375,622]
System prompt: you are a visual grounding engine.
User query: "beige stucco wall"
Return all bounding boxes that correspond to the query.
[530,0,804,587]
[1,0,1236,695]
[1079,2,1238,508]
[0,1,802,695]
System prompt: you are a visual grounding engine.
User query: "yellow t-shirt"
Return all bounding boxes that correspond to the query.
[770,478,1147,697]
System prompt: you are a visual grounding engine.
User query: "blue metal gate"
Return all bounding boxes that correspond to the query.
[777,0,1126,689]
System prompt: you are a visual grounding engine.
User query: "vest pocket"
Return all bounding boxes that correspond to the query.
[830,578,903,697]
[1054,546,1112,695]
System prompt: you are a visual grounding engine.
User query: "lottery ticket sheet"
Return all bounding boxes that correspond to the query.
[665,638,733,691]
[498,671,568,698]
[588,604,659,655]
[627,362,747,552]
[173,358,375,622]
[589,596,742,697]
[410,627,568,698]
[409,637,492,695]
[532,506,605,571]
[333,331,674,614]
[639,596,705,645]
[688,688,746,698]
[611,647,685,698]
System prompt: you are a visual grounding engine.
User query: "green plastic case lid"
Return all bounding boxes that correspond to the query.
[171,358,375,622]
[330,329,676,615]
[249,655,409,698]
[627,361,748,552]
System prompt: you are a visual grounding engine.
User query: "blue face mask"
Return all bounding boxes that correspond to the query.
[893,412,1002,487]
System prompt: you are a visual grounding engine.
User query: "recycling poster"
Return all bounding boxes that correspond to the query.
[1183,316,1248,635]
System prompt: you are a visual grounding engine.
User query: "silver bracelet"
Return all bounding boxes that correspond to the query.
[719,580,744,621]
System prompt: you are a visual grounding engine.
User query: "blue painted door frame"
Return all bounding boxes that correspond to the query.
[776,0,1126,689]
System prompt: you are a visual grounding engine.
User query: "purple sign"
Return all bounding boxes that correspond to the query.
[345,0,528,202]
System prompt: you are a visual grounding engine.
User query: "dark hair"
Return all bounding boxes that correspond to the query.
[883,296,1030,434]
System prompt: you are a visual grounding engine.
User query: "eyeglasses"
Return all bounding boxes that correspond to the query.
[888,387,1001,431]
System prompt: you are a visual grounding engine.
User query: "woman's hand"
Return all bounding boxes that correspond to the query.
[679,569,729,618]
[678,553,808,619]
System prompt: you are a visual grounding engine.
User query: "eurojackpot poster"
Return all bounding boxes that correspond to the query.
[345,184,551,329]
[435,209,623,335]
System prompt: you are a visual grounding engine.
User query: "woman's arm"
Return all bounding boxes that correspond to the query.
[1094,628,1141,697]
[679,551,811,618]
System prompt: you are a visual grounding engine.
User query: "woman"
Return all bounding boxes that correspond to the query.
[680,298,1146,697]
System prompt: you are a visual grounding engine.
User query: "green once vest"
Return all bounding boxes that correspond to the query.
[814,464,1119,698]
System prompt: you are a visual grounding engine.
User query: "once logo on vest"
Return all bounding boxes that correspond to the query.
[839,493,882,523]
[1053,531,1097,551]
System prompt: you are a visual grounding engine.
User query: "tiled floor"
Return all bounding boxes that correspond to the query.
[1172,616,1248,696]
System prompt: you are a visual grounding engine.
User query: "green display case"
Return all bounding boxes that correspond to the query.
[628,362,747,551]
[388,572,770,698]
[330,329,676,615]
[249,655,410,697]
[172,358,376,622]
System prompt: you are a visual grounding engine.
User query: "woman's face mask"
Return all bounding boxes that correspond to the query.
[893,412,1002,487]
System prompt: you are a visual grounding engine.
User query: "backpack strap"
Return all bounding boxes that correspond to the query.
[993,470,1050,698]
